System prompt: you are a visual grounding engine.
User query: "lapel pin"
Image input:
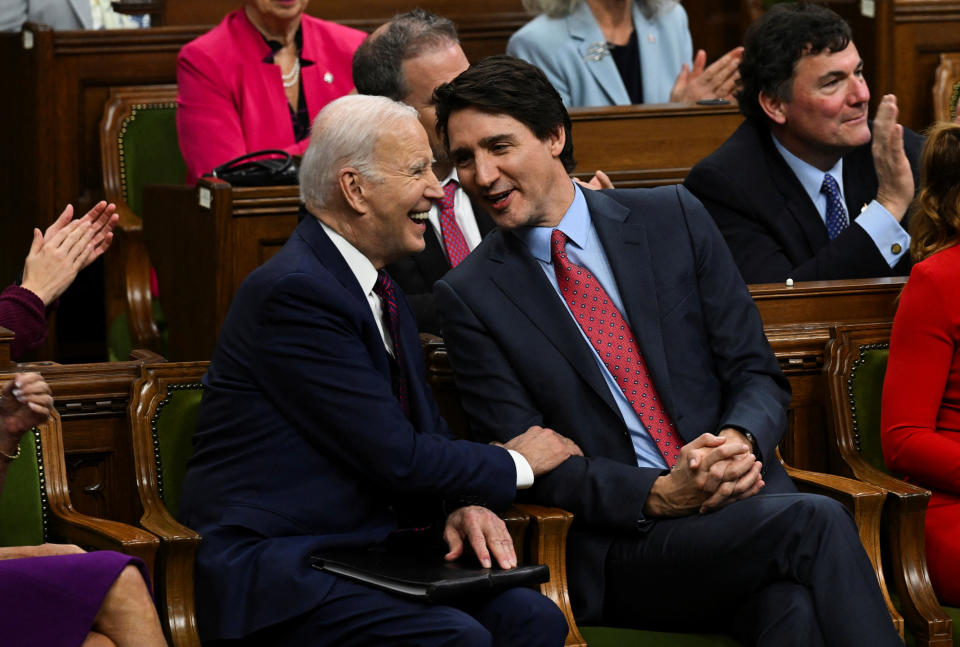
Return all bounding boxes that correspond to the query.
[323,71,334,84]
[584,42,610,62]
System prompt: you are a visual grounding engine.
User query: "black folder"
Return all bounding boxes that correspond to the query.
[311,546,549,603]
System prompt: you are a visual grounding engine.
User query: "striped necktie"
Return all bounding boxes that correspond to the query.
[373,270,409,418]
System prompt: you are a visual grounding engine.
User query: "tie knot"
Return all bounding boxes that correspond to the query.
[373,270,394,302]
[550,229,568,256]
[441,179,458,208]
[820,173,841,195]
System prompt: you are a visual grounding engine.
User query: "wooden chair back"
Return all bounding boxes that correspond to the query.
[933,53,960,123]
[129,361,209,647]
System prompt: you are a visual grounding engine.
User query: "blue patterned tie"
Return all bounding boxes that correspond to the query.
[821,173,849,240]
[373,270,409,418]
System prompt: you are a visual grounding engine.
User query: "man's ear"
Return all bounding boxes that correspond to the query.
[759,90,788,125]
[547,124,566,158]
[339,168,367,213]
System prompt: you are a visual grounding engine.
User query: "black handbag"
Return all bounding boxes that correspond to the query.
[208,149,299,186]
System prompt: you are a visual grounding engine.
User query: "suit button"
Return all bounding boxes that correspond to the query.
[891,243,903,254]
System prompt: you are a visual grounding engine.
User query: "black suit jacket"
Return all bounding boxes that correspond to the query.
[683,119,923,283]
[386,200,495,333]
[435,186,792,623]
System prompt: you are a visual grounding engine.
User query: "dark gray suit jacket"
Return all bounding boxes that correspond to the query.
[435,186,792,623]
[684,119,923,284]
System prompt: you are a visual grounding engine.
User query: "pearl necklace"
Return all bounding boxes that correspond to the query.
[282,58,300,88]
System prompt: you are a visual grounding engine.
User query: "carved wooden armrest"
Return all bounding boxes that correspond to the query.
[513,504,586,647]
[784,463,903,637]
[841,462,951,646]
[501,505,531,560]
[48,510,160,579]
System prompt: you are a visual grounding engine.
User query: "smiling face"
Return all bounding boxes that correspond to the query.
[446,107,574,230]
[401,42,470,169]
[350,118,443,268]
[762,42,871,171]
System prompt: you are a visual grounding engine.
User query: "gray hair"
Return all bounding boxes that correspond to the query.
[299,95,420,211]
[353,8,460,101]
[522,0,678,20]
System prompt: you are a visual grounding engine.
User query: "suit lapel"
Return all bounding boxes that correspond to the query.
[583,189,679,422]
[757,124,831,253]
[489,233,619,414]
[568,3,630,106]
[296,214,394,384]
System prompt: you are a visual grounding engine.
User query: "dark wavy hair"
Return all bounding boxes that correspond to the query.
[737,2,851,123]
[433,55,576,172]
[352,9,459,101]
[909,122,960,261]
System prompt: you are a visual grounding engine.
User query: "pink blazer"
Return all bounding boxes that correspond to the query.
[177,9,366,184]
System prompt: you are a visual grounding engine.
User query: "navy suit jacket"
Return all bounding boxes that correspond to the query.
[435,186,792,623]
[684,119,923,283]
[386,201,495,334]
[180,216,516,640]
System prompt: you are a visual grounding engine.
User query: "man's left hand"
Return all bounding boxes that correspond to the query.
[443,505,516,570]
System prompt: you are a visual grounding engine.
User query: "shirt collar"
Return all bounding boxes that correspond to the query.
[516,181,589,263]
[318,219,378,296]
[771,132,845,205]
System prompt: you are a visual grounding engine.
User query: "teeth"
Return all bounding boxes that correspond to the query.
[409,211,429,221]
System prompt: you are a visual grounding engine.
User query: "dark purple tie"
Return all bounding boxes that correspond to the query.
[373,270,409,418]
[551,229,682,468]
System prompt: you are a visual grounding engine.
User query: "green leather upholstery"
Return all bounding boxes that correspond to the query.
[581,626,742,646]
[0,430,46,547]
[848,344,960,646]
[850,347,890,473]
[119,104,185,216]
[152,385,203,518]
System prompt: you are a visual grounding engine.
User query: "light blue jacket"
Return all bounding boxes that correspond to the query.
[507,1,693,106]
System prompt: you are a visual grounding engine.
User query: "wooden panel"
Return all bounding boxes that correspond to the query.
[143,181,300,362]
[569,104,743,187]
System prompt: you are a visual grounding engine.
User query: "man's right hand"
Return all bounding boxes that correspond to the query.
[872,94,914,221]
[501,425,582,476]
[643,433,764,517]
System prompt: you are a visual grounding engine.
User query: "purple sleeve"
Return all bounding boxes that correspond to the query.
[0,285,50,360]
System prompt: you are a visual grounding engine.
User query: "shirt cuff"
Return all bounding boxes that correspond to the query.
[853,200,910,267]
[508,449,535,489]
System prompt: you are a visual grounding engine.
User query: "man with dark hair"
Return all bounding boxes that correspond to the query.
[354,10,610,332]
[432,54,904,645]
[684,2,922,284]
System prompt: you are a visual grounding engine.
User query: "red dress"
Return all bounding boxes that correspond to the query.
[882,243,960,605]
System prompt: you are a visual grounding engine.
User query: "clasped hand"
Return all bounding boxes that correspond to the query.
[644,429,764,517]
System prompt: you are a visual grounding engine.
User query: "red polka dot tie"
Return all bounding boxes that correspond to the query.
[550,229,682,468]
[439,180,470,267]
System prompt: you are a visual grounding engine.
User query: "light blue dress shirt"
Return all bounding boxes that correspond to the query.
[514,183,669,470]
[772,134,909,267]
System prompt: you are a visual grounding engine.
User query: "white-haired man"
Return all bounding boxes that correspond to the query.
[179,94,577,647]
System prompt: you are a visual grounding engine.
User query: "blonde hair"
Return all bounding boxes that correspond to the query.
[909,121,960,262]
[522,0,678,20]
